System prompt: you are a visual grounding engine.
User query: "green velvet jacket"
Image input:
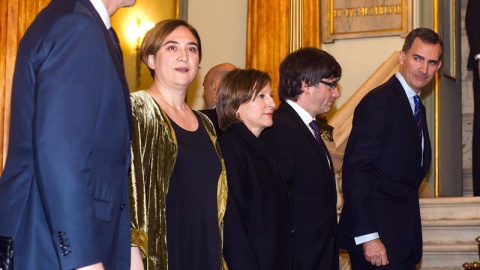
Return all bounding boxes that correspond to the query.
[129,91,228,270]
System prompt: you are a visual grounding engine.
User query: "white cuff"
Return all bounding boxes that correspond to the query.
[474,54,480,61]
[354,232,380,245]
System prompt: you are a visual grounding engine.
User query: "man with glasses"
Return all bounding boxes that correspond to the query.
[338,28,443,269]
[262,47,342,270]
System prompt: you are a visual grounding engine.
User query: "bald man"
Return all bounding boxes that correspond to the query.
[201,63,236,135]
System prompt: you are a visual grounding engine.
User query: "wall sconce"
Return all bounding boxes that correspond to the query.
[131,18,155,88]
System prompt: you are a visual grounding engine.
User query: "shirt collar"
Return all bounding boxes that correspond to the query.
[285,99,315,126]
[395,72,418,99]
[90,0,111,29]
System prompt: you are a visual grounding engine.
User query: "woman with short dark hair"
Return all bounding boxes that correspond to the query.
[217,68,292,270]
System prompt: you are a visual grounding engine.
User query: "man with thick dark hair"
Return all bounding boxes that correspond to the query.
[262,47,342,270]
[338,28,443,269]
[466,0,480,196]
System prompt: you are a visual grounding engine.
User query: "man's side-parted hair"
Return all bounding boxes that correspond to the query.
[140,19,202,77]
[402,27,444,60]
[279,47,341,102]
[217,68,271,131]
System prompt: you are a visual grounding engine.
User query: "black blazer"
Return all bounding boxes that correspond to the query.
[338,75,432,264]
[261,103,338,270]
[466,0,480,69]
[221,123,291,270]
[0,0,131,268]
[200,108,222,136]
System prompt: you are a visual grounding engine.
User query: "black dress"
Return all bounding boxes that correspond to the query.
[166,112,222,270]
[220,122,292,270]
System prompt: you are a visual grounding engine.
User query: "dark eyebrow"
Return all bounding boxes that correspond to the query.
[412,54,424,60]
[163,40,198,48]
[163,40,179,46]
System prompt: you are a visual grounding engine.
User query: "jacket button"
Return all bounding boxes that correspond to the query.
[120,203,125,210]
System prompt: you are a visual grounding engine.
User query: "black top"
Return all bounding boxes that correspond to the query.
[200,108,222,136]
[220,123,292,270]
[166,112,222,270]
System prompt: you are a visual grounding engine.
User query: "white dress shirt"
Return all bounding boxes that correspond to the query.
[90,0,111,29]
[285,99,331,168]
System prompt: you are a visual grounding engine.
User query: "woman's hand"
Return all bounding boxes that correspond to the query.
[77,263,105,270]
[130,246,145,270]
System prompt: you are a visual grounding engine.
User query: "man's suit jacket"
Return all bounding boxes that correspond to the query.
[221,123,291,270]
[262,102,338,270]
[338,75,432,264]
[200,108,222,136]
[0,0,132,268]
[466,0,480,70]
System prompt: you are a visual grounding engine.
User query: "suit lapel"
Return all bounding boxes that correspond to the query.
[391,76,430,184]
[391,77,422,153]
[76,0,132,133]
[277,103,334,175]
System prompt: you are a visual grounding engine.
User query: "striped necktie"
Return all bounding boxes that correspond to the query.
[414,95,423,139]
[309,120,322,144]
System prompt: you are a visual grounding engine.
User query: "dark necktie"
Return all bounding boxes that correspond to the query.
[309,120,322,144]
[108,27,124,65]
[309,120,332,169]
[414,95,423,139]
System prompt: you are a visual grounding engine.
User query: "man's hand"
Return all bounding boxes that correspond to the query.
[362,239,389,266]
[77,263,105,270]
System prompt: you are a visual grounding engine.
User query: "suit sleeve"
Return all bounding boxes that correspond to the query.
[342,93,392,238]
[466,1,480,60]
[32,15,110,269]
[221,137,261,270]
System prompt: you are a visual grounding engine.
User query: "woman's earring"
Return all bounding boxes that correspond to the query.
[235,111,239,119]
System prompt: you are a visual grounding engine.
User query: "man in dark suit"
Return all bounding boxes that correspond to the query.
[262,47,342,270]
[0,0,134,268]
[466,0,480,196]
[338,28,443,269]
[201,63,236,136]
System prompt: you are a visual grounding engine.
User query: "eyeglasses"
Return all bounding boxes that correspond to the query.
[319,80,337,90]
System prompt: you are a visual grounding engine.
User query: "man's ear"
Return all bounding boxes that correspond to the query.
[435,61,443,72]
[398,51,406,66]
[212,82,217,94]
[301,81,310,94]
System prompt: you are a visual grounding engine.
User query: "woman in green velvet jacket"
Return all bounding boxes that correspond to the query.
[128,19,228,270]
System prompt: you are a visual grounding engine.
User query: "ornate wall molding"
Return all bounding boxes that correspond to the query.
[321,0,412,43]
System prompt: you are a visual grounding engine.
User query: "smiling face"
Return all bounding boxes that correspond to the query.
[399,38,442,93]
[237,83,276,137]
[147,26,200,90]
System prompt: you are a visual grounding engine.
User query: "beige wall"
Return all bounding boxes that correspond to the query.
[322,36,405,116]
[187,0,248,110]
[114,0,407,113]
[186,1,405,113]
